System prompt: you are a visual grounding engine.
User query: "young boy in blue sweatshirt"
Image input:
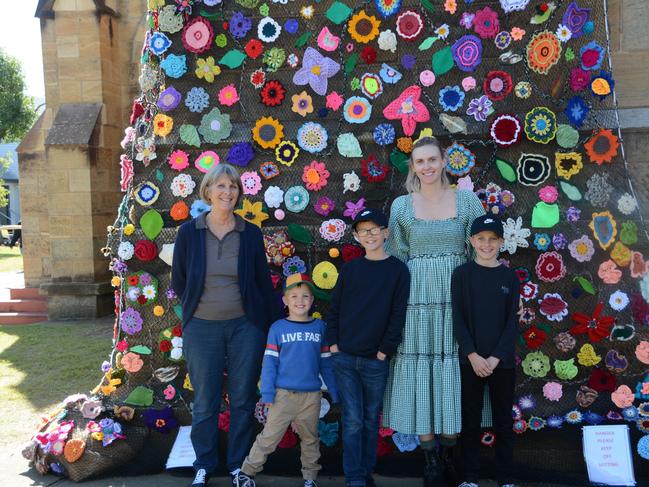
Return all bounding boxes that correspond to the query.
[235,273,338,487]
[326,209,410,487]
[452,214,520,487]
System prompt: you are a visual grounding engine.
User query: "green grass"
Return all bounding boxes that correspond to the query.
[0,245,23,273]
[0,319,113,448]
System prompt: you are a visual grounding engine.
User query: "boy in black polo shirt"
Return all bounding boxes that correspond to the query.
[451,214,520,487]
[326,209,410,487]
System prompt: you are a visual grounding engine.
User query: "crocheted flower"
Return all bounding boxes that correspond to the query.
[252,117,284,149]
[533,233,551,251]
[360,155,389,183]
[588,368,617,393]
[555,152,583,180]
[472,6,499,39]
[314,196,335,217]
[297,123,328,153]
[501,217,530,254]
[153,114,173,137]
[565,96,589,127]
[570,67,590,92]
[570,303,615,343]
[452,35,482,72]
[198,108,232,144]
[135,181,160,205]
[526,31,562,74]
[438,85,465,112]
[167,150,189,172]
[565,410,583,425]
[383,85,430,136]
[516,153,551,186]
[584,129,619,165]
[171,174,195,198]
[185,87,209,113]
[343,198,367,220]
[291,91,314,117]
[284,186,310,213]
[250,69,266,88]
[135,138,157,166]
[563,1,591,38]
[521,351,550,378]
[312,261,338,289]
[320,219,347,242]
[161,54,187,78]
[554,358,578,380]
[157,86,182,112]
[218,84,239,107]
[466,95,493,122]
[490,114,521,147]
[257,17,282,43]
[263,186,284,209]
[373,123,396,146]
[395,10,423,40]
[524,107,557,144]
[292,47,341,96]
[260,80,286,107]
[568,235,595,262]
[445,142,475,177]
[234,199,268,228]
[275,140,300,167]
[302,161,330,191]
[282,256,306,277]
[195,56,221,82]
[523,325,546,349]
[182,17,213,53]
[229,11,252,39]
[484,71,512,101]
[226,142,255,167]
[538,293,568,322]
[580,41,606,71]
[121,308,143,335]
[240,171,262,196]
[348,10,381,43]
[535,251,566,283]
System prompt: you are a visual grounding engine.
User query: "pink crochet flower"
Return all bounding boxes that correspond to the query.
[569,67,590,92]
[473,6,500,39]
[543,382,563,401]
[382,85,430,136]
[218,84,240,107]
[538,185,558,203]
[302,161,330,191]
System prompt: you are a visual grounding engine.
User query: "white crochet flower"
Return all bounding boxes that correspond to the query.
[170,347,183,361]
[170,173,196,198]
[117,241,135,260]
[501,216,531,254]
[555,24,572,42]
[609,290,629,311]
[378,30,397,53]
[617,193,638,215]
[264,185,284,208]
[171,336,183,348]
[343,170,361,193]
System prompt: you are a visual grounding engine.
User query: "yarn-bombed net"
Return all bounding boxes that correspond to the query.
[24,0,649,481]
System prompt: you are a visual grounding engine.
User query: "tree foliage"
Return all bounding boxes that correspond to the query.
[0,154,11,208]
[0,49,36,142]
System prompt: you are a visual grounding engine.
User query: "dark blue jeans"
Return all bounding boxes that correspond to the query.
[332,351,390,487]
[183,316,266,473]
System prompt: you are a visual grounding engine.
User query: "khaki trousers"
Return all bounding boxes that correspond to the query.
[241,388,322,479]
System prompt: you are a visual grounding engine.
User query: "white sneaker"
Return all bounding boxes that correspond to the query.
[233,472,256,487]
[191,469,209,486]
[304,480,319,487]
[458,483,479,487]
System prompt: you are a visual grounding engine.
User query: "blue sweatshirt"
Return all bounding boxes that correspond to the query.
[260,318,338,404]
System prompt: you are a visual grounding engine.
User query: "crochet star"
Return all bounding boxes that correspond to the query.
[292,47,340,96]
[382,85,430,136]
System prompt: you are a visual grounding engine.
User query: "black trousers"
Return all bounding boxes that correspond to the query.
[460,365,515,486]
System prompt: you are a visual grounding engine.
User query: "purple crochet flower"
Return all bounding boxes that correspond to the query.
[284,19,299,34]
[314,196,335,217]
[401,54,416,70]
[566,206,581,223]
[343,198,366,220]
[139,272,152,286]
[466,95,493,122]
[552,233,567,250]
[111,259,128,274]
[292,47,340,96]
[226,142,255,167]
[142,407,178,434]
[229,12,252,39]
[121,307,143,335]
[157,86,182,112]
[166,288,177,300]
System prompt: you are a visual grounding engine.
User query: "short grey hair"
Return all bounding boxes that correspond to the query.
[199,163,243,206]
[405,136,450,193]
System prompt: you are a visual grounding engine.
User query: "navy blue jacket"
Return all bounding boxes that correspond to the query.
[171,215,280,330]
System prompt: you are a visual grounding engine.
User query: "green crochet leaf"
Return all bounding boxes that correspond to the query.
[420,0,435,15]
[418,36,438,51]
[432,46,453,76]
[390,149,410,174]
[288,223,313,245]
[574,276,596,295]
[173,304,183,320]
[295,31,311,48]
[140,209,164,240]
[179,124,201,148]
[129,345,152,355]
[495,157,517,182]
[559,181,582,201]
[344,53,358,75]
[124,386,154,406]
[313,287,331,302]
[218,49,246,69]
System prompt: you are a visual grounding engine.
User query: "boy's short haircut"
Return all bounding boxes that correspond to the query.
[470,214,504,238]
[284,273,316,294]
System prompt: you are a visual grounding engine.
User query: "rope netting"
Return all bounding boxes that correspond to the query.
[23,0,649,481]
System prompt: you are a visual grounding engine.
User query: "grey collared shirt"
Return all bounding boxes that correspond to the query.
[193,213,246,321]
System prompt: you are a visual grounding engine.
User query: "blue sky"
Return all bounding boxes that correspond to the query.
[0,1,44,99]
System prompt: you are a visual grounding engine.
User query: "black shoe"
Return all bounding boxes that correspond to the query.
[423,449,445,487]
[440,446,459,487]
[190,469,210,487]
[366,475,377,487]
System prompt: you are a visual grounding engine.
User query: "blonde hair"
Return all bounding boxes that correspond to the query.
[199,163,243,206]
[405,136,450,193]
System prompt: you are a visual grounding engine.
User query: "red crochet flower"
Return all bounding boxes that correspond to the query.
[473,6,500,39]
[172,325,182,337]
[535,251,566,283]
[484,71,512,101]
[278,427,298,448]
[587,368,617,393]
[569,67,590,92]
[127,275,139,286]
[134,240,158,261]
[260,80,286,107]
[245,39,264,59]
[361,154,389,183]
[377,435,393,458]
[520,281,539,301]
[218,409,230,432]
[522,325,547,349]
[361,46,377,64]
[342,243,364,262]
[159,340,172,353]
[570,302,616,343]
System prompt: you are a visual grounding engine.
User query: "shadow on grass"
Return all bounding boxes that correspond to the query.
[0,318,113,410]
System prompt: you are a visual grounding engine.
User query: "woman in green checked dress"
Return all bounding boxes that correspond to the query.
[383,136,484,486]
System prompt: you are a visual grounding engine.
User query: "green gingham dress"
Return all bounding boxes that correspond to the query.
[382,190,485,435]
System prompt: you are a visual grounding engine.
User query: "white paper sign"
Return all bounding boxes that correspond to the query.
[583,425,636,486]
[166,425,196,469]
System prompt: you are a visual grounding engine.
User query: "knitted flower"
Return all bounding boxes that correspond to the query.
[302,161,330,191]
[472,6,499,39]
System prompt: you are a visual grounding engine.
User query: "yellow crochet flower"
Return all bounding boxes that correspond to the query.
[312,261,338,289]
[252,116,284,149]
[153,114,174,137]
[183,373,194,391]
[348,10,381,44]
[610,241,631,267]
[555,152,583,180]
[195,56,221,83]
[577,343,601,367]
[234,199,269,228]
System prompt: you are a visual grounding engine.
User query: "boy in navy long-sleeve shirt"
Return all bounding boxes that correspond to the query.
[237,274,337,487]
[451,214,520,487]
[326,209,410,487]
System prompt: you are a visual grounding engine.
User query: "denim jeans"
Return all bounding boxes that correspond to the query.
[332,351,390,487]
[183,315,266,473]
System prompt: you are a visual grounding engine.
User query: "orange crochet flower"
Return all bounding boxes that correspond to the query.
[526,31,562,75]
[121,352,144,373]
[153,114,174,137]
[63,439,86,463]
[170,201,189,221]
[584,129,619,165]
[396,137,413,153]
[597,259,622,284]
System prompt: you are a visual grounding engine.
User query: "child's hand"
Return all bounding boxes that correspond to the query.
[330,344,339,354]
[468,353,492,378]
[376,351,387,361]
[486,356,500,371]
